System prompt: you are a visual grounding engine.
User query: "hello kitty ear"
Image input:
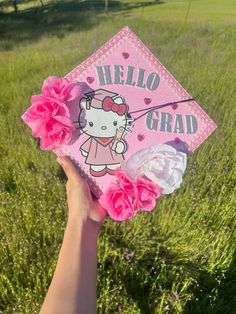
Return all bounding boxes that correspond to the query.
[80,98,91,110]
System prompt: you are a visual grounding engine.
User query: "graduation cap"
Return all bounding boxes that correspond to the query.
[64,26,217,197]
[84,89,119,109]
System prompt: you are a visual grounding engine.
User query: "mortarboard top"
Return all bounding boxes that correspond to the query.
[85,89,118,109]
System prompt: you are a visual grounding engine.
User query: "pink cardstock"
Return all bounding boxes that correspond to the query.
[55,26,217,197]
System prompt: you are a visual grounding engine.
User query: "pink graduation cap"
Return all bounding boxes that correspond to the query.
[61,26,216,195]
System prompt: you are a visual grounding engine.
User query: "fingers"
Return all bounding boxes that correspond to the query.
[57,156,83,185]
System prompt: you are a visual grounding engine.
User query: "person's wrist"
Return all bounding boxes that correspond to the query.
[66,214,101,238]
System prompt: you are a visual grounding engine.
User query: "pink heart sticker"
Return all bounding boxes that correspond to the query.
[144,97,152,105]
[122,52,130,59]
[172,103,178,110]
[86,76,95,84]
[137,134,145,142]
[174,137,180,144]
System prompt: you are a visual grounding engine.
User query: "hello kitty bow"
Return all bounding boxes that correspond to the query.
[102,96,127,116]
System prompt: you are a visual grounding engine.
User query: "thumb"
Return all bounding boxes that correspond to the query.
[57,156,83,184]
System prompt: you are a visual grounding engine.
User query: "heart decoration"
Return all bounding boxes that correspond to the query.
[171,103,178,110]
[144,97,152,105]
[86,76,95,84]
[174,137,180,144]
[122,52,130,59]
[137,134,145,141]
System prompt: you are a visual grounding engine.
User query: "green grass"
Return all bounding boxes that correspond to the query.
[0,0,236,313]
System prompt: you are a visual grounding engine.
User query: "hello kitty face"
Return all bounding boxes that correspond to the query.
[79,99,129,138]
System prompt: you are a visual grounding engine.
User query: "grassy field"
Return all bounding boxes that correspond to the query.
[0,0,236,313]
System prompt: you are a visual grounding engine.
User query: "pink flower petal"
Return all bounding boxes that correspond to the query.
[100,184,137,221]
[41,76,82,102]
[63,82,82,102]
[135,177,161,211]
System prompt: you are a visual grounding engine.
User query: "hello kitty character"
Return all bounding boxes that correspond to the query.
[78,89,131,177]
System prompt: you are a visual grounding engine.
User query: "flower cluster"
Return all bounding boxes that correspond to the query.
[100,144,187,221]
[22,76,82,150]
[99,168,161,221]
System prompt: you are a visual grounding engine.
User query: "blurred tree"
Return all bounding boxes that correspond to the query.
[13,0,17,13]
[35,0,44,8]
[105,0,108,13]
[1,0,44,13]
[1,0,19,13]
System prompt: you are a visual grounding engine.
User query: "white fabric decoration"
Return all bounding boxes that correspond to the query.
[121,144,187,194]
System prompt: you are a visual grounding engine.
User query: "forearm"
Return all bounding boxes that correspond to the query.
[39,218,99,314]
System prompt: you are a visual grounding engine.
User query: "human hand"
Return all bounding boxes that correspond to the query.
[57,156,106,228]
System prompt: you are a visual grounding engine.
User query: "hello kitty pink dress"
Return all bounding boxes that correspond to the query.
[81,136,125,165]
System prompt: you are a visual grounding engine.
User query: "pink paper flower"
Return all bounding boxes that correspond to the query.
[135,177,161,211]
[22,76,82,150]
[40,117,75,150]
[99,184,137,221]
[23,95,70,137]
[42,76,82,102]
[115,168,135,192]
[100,168,161,221]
